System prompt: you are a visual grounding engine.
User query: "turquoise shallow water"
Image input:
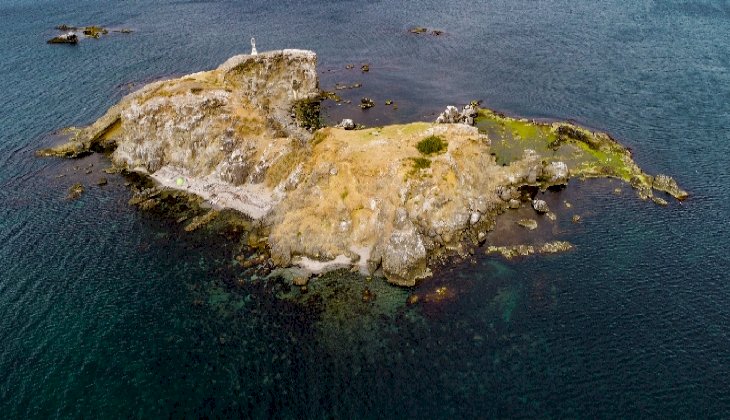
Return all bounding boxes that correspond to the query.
[1,0,729,417]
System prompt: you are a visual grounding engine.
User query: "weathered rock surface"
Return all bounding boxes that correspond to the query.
[436,103,478,125]
[335,119,355,130]
[652,174,688,200]
[39,49,687,286]
[532,199,550,214]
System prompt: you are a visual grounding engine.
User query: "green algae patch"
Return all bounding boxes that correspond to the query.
[572,141,634,180]
[475,108,684,199]
[476,110,556,165]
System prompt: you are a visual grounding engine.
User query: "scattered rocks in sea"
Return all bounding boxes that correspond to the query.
[486,241,574,259]
[345,64,354,70]
[47,32,78,45]
[532,199,550,214]
[335,119,355,130]
[613,187,622,195]
[83,26,109,38]
[436,103,478,125]
[66,183,84,200]
[96,177,108,186]
[49,25,128,45]
[572,214,581,223]
[385,99,394,105]
[517,218,538,230]
[360,64,369,72]
[406,294,420,305]
[359,97,375,110]
[431,30,444,36]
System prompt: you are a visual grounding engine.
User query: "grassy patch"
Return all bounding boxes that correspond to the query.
[416,135,447,155]
[292,98,322,130]
[411,157,431,170]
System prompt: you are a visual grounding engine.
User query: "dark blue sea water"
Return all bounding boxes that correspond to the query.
[1,0,729,417]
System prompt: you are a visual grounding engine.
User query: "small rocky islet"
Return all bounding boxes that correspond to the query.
[38,49,687,287]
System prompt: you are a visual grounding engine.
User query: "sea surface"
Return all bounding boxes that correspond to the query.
[1,0,729,417]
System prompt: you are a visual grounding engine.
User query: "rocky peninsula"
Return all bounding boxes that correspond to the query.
[39,49,687,286]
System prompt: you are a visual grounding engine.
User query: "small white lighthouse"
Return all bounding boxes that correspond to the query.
[251,37,258,55]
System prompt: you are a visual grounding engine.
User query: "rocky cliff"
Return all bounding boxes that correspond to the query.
[39,49,687,286]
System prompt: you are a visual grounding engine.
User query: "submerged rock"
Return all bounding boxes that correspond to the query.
[517,219,538,230]
[67,183,84,200]
[486,241,573,259]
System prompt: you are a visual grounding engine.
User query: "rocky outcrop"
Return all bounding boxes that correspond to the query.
[436,103,478,125]
[532,199,549,214]
[652,174,688,200]
[48,32,78,44]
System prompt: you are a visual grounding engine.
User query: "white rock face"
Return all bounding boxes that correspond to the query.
[335,119,355,130]
[532,199,550,214]
[436,103,479,125]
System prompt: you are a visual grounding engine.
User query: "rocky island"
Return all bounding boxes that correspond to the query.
[39,49,687,286]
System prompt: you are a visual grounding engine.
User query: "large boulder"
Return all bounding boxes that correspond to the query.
[532,199,550,214]
[542,161,569,184]
[436,104,478,125]
[381,223,429,287]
